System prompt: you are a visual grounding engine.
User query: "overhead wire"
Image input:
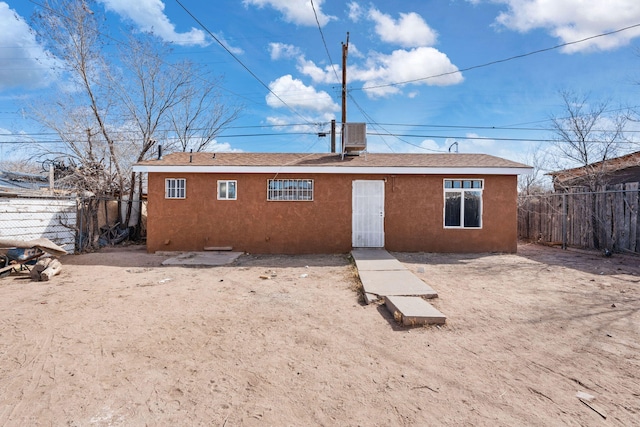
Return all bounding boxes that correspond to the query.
[174,0,317,127]
[310,0,340,84]
[6,129,637,145]
[352,22,640,92]
[311,1,406,152]
[26,0,262,108]
[11,1,640,152]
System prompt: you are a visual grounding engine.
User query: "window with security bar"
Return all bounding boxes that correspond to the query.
[267,179,314,201]
[165,178,186,199]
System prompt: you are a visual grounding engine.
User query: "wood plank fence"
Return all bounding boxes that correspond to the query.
[518,183,640,253]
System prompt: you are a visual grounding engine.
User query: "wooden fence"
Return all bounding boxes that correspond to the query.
[518,183,640,253]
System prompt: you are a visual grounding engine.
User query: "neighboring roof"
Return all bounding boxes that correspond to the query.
[0,170,49,192]
[548,151,640,185]
[133,152,532,175]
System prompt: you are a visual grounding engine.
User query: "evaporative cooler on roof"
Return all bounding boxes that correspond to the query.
[343,122,367,154]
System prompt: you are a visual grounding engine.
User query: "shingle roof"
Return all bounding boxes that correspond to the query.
[548,151,640,181]
[136,152,531,169]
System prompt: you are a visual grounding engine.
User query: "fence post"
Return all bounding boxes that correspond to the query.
[562,193,567,250]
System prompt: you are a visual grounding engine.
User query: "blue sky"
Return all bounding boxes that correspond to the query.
[2,0,640,166]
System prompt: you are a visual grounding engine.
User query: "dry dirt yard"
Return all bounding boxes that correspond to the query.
[0,243,638,426]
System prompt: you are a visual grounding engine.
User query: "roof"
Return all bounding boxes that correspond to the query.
[548,151,640,183]
[133,152,532,175]
[0,170,49,193]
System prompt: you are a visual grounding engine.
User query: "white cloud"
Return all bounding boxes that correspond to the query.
[492,0,640,52]
[348,2,363,22]
[269,43,302,60]
[297,46,462,98]
[296,58,339,84]
[98,0,208,46]
[212,32,244,55]
[354,47,463,98]
[367,7,437,48]
[0,2,58,90]
[209,141,243,153]
[349,43,365,59]
[266,75,339,114]
[243,0,335,26]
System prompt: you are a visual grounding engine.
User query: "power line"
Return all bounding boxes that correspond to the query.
[366,132,638,144]
[353,22,640,92]
[174,0,316,126]
[5,130,637,146]
[0,132,320,145]
[27,0,261,107]
[310,0,340,83]
[348,94,399,153]
[7,115,640,140]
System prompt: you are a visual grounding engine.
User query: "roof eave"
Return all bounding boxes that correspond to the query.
[132,165,533,175]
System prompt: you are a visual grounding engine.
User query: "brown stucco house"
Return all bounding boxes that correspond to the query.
[133,152,532,254]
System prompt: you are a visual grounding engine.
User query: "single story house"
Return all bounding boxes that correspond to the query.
[133,152,532,254]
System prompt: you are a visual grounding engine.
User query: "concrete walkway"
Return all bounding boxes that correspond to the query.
[351,248,446,326]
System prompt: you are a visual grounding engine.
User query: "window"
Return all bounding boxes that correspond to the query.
[267,179,313,201]
[165,178,186,199]
[443,179,483,228]
[217,180,237,200]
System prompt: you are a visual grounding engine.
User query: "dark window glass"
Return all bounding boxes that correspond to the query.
[463,191,482,227]
[445,192,461,227]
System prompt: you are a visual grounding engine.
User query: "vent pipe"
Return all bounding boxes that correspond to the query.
[157,144,163,160]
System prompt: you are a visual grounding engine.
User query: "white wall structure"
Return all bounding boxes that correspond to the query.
[0,196,77,253]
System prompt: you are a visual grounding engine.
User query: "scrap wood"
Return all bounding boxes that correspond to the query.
[30,258,52,281]
[576,391,607,419]
[0,238,67,256]
[41,259,62,281]
[30,258,62,282]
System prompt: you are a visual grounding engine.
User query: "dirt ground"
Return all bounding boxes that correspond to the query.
[0,243,638,426]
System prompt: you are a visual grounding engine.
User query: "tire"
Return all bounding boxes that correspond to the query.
[0,255,10,278]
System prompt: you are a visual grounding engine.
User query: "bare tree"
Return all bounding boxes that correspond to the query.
[518,145,551,195]
[168,73,242,153]
[550,90,627,191]
[29,0,242,246]
[32,0,125,194]
[549,90,628,250]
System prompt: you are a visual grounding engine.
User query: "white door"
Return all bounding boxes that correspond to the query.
[352,180,385,247]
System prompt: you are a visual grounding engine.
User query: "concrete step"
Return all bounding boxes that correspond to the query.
[358,269,438,298]
[385,296,446,326]
[351,248,406,271]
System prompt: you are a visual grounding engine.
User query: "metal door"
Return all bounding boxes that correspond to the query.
[352,180,385,247]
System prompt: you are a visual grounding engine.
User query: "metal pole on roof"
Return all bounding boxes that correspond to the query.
[341,32,349,154]
[330,119,336,153]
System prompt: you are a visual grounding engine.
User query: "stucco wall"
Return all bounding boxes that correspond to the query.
[145,172,518,254]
